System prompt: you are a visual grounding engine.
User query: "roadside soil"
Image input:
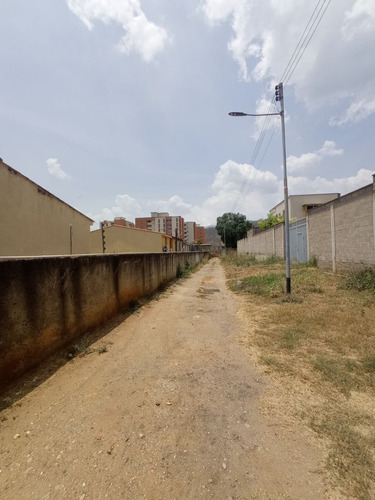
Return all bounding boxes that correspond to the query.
[0,258,327,499]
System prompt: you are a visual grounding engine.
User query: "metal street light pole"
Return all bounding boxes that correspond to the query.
[229,82,291,293]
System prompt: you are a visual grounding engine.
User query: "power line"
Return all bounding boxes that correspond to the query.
[231,0,332,213]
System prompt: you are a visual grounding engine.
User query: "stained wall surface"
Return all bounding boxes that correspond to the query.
[0,252,209,386]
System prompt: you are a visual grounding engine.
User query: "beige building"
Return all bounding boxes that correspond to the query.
[90,224,175,254]
[270,193,340,220]
[0,160,93,256]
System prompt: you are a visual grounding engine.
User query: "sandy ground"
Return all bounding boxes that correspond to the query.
[0,258,327,499]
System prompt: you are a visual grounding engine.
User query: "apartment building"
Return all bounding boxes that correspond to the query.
[103,217,134,228]
[135,212,185,239]
[195,225,206,244]
[184,221,196,244]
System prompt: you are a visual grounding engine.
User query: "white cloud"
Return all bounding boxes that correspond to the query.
[46,158,70,180]
[318,140,343,157]
[91,193,142,224]
[287,140,343,174]
[91,162,374,227]
[289,168,373,195]
[67,0,170,62]
[202,0,375,124]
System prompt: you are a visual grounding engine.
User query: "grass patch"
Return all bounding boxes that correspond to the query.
[222,255,375,497]
[313,355,360,396]
[280,328,306,350]
[310,409,375,499]
[222,253,283,268]
[232,273,285,296]
[341,267,375,293]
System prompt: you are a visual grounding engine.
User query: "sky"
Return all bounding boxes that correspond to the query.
[1,0,374,227]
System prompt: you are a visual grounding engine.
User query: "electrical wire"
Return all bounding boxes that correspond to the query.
[231,0,332,212]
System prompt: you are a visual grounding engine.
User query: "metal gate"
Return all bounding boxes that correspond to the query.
[289,218,307,263]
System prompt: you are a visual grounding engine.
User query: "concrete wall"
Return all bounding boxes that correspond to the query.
[90,225,166,253]
[307,180,375,270]
[0,161,93,256]
[237,224,284,258]
[0,252,209,386]
[238,176,375,271]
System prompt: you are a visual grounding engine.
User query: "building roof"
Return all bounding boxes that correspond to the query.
[1,160,94,222]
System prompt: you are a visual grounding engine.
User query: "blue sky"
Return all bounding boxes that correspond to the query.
[1,0,374,227]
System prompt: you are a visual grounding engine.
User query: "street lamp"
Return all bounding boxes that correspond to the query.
[229,82,291,294]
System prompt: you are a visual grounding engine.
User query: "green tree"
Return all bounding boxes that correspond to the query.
[216,212,252,248]
[258,212,284,230]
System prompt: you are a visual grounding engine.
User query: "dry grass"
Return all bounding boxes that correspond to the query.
[222,255,375,499]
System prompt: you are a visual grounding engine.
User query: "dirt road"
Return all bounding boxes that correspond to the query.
[0,258,326,499]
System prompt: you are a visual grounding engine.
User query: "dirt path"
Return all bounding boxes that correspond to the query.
[0,258,326,499]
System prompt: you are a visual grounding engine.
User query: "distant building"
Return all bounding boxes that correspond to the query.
[270,193,340,220]
[103,217,134,228]
[0,160,93,256]
[184,221,196,244]
[135,212,185,239]
[195,225,206,244]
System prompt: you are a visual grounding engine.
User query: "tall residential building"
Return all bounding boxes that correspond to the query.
[184,221,196,244]
[195,225,206,244]
[102,217,134,228]
[135,212,185,239]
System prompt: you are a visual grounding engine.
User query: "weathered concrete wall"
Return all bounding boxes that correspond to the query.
[0,161,93,256]
[0,252,208,386]
[237,224,284,258]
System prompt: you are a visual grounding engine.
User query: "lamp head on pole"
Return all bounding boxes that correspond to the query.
[228,112,248,117]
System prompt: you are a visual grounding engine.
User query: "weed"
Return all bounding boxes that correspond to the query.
[313,355,360,396]
[341,267,375,293]
[97,345,108,354]
[280,328,306,350]
[277,293,303,303]
[232,273,284,296]
[69,341,93,358]
[362,354,375,373]
[128,300,141,314]
[310,409,375,499]
[221,254,257,267]
[177,262,196,279]
[262,255,284,265]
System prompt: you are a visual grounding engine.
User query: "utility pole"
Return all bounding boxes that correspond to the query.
[275,83,291,294]
[229,81,291,293]
[100,222,106,254]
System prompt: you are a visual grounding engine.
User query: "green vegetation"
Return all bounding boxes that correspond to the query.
[222,253,283,268]
[257,212,284,230]
[216,212,252,248]
[177,261,195,279]
[341,267,375,293]
[232,273,284,296]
